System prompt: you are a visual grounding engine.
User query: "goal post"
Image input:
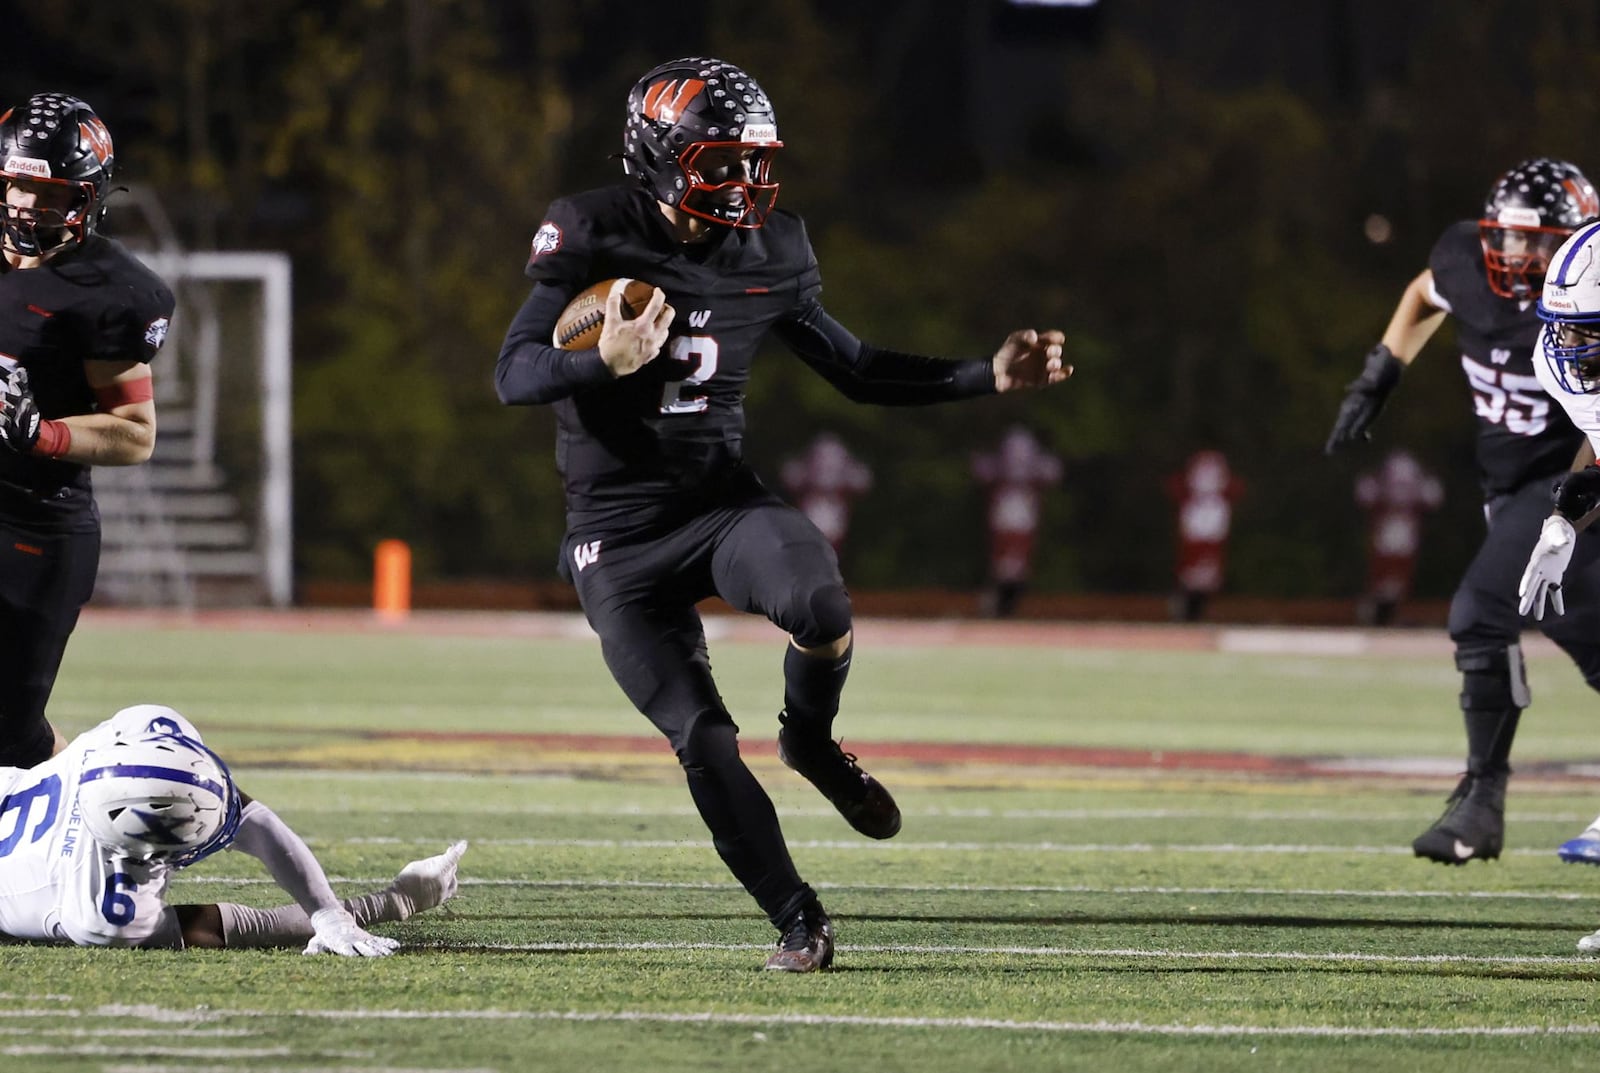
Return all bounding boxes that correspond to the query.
[104,250,295,607]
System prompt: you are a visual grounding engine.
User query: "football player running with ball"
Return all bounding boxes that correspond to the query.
[0,703,467,952]
[496,57,1069,972]
[1326,159,1600,866]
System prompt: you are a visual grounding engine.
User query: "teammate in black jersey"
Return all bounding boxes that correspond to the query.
[0,94,173,768]
[496,57,1069,972]
[1326,158,1600,865]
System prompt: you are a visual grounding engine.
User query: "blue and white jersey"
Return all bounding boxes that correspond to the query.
[1533,332,1600,459]
[0,705,203,947]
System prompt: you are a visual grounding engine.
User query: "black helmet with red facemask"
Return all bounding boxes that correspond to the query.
[1479,158,1599,300]
[622,57,781,230]
[0,93,116,257]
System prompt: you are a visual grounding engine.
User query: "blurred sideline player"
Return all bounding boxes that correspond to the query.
[0,703,466,952]
[1326,159,1600,865]
[0,94,175,768]
[496,57,1069,971]
[1518,219,1600,903]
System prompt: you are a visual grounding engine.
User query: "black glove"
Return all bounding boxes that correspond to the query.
[1555,465,1600,521]
[0,362,41,453]
[1324,344,1404,455]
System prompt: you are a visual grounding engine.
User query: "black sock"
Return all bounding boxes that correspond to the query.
[782,640,853,737]
[1463,707,1520,776]
[679,721,806,925]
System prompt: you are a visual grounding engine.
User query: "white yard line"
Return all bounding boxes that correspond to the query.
[330,835,1562,856]
[167,874,1596,901]
[26,1003,1600,1040]
[452,940,1596,966]
[102,1067,497,1073]
[0,1044,297,1058]
[254,801,1600,823]
[0,1027,256,1038]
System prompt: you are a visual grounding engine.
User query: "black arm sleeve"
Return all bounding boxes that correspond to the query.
[770,298,996,405]
[494,282,614,405]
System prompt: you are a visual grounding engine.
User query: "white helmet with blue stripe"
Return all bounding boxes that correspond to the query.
[1538,218,1600,393]
[76,731,242,867]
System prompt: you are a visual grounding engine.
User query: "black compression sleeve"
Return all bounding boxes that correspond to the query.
[494,282,614,404]
[771,299,996,405]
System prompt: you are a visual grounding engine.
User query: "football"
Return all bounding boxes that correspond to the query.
[551,278,657,350]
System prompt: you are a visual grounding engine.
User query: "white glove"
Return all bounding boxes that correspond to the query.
[390,840,468,919]
[303,907,400,957]
[1519,514,1577,619]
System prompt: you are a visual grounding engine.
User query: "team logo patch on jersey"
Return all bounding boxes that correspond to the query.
[531,222,562,258]
[144,317,170,351]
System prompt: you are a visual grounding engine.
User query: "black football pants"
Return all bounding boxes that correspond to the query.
[0,521,99,768]
[565,490,850,928]
[1449,476,1600,681]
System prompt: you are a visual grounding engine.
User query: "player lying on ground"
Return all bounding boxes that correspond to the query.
[0,704,466,953]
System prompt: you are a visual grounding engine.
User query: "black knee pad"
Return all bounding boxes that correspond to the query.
[1454,643,1531,711]
[677,708,742,771]
[790,582,852,649]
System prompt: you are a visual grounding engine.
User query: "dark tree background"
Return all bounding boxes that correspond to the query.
[7,0,1600,600]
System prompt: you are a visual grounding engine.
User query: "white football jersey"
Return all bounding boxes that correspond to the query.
[1534,334,1600,457]
[0,705,204,948]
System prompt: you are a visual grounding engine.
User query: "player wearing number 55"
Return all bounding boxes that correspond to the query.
[1324,158,1600,867]
[494,57,1069,973]
[0,704,466,953]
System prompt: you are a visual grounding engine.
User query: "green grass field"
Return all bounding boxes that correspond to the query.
[5,613,1600,1072]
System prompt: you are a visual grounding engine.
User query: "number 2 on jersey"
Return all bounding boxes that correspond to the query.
[659,334,720,414]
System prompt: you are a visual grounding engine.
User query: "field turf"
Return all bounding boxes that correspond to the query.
[3,612,1600,1072]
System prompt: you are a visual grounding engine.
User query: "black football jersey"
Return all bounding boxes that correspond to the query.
[0,236,173,515]
[1428,220,1581,496]
[523,185,823,534]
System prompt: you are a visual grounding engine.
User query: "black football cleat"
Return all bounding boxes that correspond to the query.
[764,901,835,973]
[1411,772,1507,864]
[777,713,902,840]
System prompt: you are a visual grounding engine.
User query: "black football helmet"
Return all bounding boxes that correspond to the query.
[0,93,116,257]
[1479,157,1599,300]
[621,57,781,230]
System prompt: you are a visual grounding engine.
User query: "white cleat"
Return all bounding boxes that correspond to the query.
[391,840,468,918]
[1578,929,1600,955]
